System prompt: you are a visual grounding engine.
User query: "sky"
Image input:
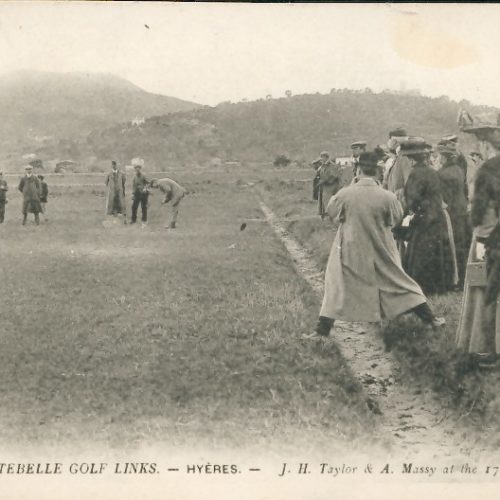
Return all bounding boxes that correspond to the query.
[0,2,499,107]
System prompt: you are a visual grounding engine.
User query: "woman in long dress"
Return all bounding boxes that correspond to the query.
[456,155,500,366]
[401,141,456,295]
[437,142,472,286]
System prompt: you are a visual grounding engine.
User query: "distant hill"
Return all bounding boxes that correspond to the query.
[75,89,495,171]
[0,70,201,159]
[6,86,497,172]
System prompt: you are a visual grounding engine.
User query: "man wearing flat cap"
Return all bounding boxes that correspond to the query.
[312,151,342,219]
[149,177,187,229]
[130,159,150,226]
[308,151,444,338]
[350,141,367,179]
[18,165,42,226]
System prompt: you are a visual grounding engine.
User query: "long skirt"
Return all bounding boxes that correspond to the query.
[456,234,500,354]
[403,211,455,295]
[448,212,472,286]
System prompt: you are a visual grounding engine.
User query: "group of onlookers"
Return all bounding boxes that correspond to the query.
[310,113,500,368]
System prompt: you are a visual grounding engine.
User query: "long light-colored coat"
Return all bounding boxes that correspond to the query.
[320,178,426,322]
[105,170,126,215]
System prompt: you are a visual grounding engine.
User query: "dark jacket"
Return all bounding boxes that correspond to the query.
[18,175,41,202]
[0,179,7,203]
[40,181,48,203]
[132,173,149,194]
[403,162,455,294]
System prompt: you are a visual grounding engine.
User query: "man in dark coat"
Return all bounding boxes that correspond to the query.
[313,152,342,218]
[37,174,49,221]
[0,171,7,223]
[350,141,367,179]
[437,140,472,285]
[18,165,42,225]
[130,161,150,226]
[401,139,456,295]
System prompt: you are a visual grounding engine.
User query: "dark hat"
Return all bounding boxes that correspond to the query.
[389,128,408,138]
[351,141,367,149]
[357,152,379,169]
[111,160,117,167]
[37,174,44,180]
[399,137,432,156]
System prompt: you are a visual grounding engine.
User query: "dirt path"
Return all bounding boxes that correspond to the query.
[259,200,477,459]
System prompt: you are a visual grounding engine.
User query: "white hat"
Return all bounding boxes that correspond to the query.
[131,157,144,168]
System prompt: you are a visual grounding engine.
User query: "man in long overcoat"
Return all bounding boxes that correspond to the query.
[315,152,342,218]
[105,161,126,218]
[18,165,42,225]
[310,152,444,337]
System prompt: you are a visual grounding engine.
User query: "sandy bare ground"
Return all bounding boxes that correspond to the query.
[259,199,481,460]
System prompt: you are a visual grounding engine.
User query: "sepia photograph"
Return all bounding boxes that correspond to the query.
[1,2,500,498]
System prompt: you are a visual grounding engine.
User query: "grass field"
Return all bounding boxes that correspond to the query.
[258,178,500,451]
[0,171,383,455]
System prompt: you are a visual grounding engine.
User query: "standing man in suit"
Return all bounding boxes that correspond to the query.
[18,165,42,226]
[130,160,150,227]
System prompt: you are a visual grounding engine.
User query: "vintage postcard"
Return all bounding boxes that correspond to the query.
[0,1,500,498]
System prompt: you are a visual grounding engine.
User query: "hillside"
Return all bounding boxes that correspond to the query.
[8,87,496,172]
[0,70,200,156]
[77,89,495,171]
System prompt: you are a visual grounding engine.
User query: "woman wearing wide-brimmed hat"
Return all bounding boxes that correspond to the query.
[401,138,457,295]
[457,112,500,367]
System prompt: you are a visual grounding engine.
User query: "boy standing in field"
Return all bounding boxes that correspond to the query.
[149,177,187,229]
[37,175,49,221]
[0,171,8,223]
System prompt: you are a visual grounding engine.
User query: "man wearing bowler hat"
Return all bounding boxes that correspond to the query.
[307,151,444,339]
